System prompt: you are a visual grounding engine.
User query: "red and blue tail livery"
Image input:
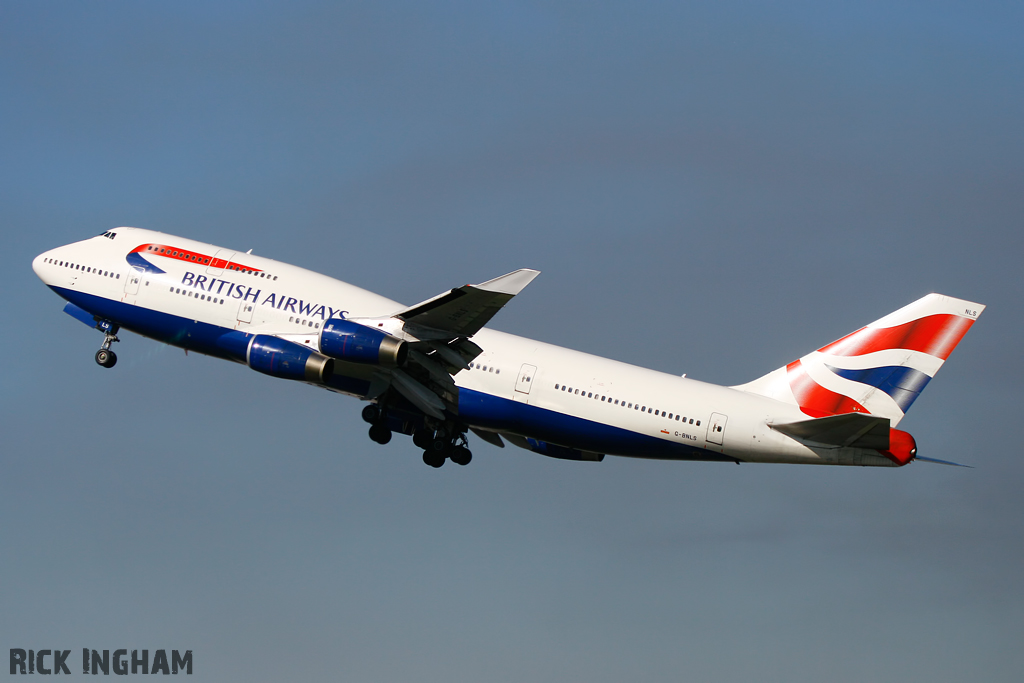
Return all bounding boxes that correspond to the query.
[736,294,983,426]
[34,227,985,469]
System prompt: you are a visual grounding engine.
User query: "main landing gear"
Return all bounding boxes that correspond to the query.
[361,403,472,468]
[94,330,120,368]
[362,405,393,444]
[417,429,472,469]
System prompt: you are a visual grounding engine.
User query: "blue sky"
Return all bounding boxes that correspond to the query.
[2,2,1022,680]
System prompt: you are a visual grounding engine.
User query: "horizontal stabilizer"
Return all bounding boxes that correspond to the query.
[770,413,891,449]
[397,269,540,337]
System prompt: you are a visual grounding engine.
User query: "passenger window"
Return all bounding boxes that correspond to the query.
[696,420,701,426]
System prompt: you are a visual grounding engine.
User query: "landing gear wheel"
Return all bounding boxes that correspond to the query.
[450,446,472,466]
[413,429,434,450]
[95,349,117,368]
[422,450,445,468]
[361,405,381,424]
[368,424,392,445]
[430,437,449,454]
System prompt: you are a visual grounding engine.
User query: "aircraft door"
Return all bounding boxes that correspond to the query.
[706,412,728,448]
[237,300,255,324]
[514,363,538,403]
[208,249,235,276]
[124,266,144,295]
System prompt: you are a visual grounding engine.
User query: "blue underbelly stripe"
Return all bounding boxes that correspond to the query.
[457,389,731,462]
[52,287,731,462]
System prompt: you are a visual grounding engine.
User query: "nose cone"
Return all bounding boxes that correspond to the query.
[32,251,49,282]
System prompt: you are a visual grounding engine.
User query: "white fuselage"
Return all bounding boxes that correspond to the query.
[33,228,899,467]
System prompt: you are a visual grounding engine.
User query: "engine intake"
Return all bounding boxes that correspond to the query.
[319,319,408,367]
[247,335,334,383]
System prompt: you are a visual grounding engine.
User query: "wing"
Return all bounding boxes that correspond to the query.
[354,269,540,420]
[396,269,540,338]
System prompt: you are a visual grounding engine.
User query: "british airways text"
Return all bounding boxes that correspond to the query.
[180,271,346,319]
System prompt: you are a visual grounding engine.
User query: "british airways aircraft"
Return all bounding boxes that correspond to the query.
[33,227,984,469]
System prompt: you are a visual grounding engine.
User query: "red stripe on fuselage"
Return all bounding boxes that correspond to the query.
[130,243,263,273]
[818,314,974,361]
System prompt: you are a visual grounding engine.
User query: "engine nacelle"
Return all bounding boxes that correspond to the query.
[319,319,408,367]
[247,335,334,383]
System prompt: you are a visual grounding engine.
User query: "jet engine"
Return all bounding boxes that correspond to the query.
[318,319,408,367]
[247,335,334,383]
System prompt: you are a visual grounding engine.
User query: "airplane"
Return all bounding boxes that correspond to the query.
[32,227,985,469]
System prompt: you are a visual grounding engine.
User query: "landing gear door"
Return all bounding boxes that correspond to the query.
[124,266,144,296]
[208,249,235,276]
[706,412,728,450]
[513,363,538,403]
[237,300,255,325]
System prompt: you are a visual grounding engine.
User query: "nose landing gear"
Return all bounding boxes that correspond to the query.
[94,330,119,368]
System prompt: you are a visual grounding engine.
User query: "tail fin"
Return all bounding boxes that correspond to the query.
[733,294,984,426]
